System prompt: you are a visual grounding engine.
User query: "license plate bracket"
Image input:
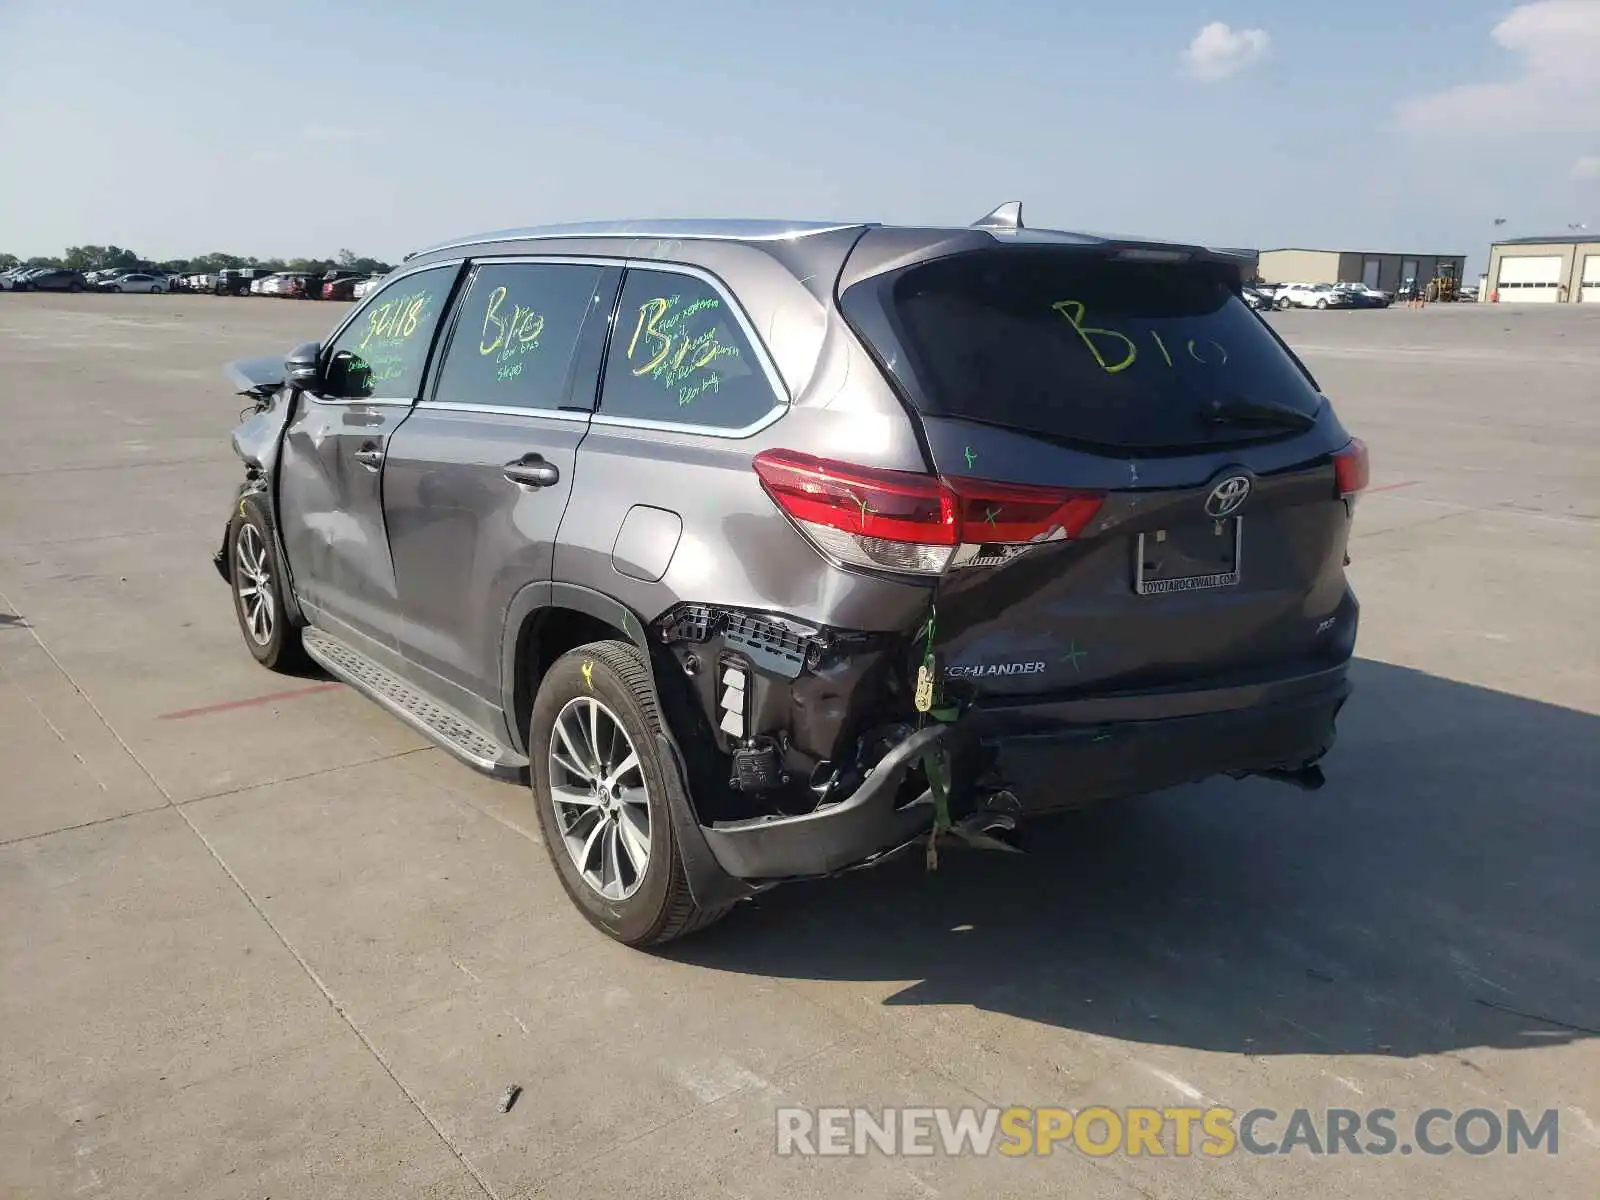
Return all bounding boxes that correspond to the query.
[1134,518,1242,595]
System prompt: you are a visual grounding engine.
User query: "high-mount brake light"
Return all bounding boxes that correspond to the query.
[1333,438,1370,498]
[752,450,1105,576]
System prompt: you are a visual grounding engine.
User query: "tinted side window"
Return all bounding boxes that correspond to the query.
[432,262,603,411]
[325,266,457,400]
[598,269,778,429]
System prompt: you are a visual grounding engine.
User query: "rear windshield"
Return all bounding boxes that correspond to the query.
[851,249,1323,451]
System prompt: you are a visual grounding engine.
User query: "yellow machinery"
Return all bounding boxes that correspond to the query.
[1426,263,1460,302]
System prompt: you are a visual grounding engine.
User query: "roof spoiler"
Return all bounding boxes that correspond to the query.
[971,201,1023,231]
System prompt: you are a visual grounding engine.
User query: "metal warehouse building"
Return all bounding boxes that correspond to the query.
[1256,248,1467,294]
[1487,235,1600,303]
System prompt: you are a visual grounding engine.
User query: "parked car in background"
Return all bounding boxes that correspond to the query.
[99,272,167,294]
[1336,283,1390,309]
[272,273,313,299]
[351,273,385,299]
[1275,283,1355,310]
[1241,287,1273,311]
[320,273,365,301]
[14,268,88,292]
[215,268,275,296]
[0,268,30,290]
[214,207,1367,945]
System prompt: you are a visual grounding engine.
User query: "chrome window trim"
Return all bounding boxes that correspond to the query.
[585,258,790,441]
[416,400,590,422]
[303,395,416,409]
[589,408,787,439]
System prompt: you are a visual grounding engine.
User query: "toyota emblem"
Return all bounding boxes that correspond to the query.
[1204,475,1252,518]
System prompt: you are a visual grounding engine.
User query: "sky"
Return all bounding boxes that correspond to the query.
[1,0,1596,276]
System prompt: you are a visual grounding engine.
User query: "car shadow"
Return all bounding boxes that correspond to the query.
[668,659,1600,1059]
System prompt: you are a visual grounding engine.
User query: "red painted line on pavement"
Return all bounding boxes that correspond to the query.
[1369,480,1420,494]
[157,682,341,721]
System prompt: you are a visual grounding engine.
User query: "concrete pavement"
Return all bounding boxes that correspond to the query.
[2,294,1596,1198]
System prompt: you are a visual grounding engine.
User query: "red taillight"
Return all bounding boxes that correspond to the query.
[1333,438,1370,498]
[752,449,1105,575]
[945,477,1105,544]
[750,450,957,545]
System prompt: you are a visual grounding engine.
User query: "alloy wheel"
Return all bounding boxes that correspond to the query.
[548,696,651,901]
[234,523,275,646]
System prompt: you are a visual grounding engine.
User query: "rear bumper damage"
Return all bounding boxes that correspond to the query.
[687,662,1350,885]
[700,723,950,880]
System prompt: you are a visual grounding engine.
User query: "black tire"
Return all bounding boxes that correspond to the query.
[68,282,83,293]
[1275,296,1291,310]
[227,492,307,672]
[150,285,163,294]
[530,640,730,946]
[1316,298,1329,309]
[108,285,121,293]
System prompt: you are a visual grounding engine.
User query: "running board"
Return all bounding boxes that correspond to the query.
[301,626,528,779]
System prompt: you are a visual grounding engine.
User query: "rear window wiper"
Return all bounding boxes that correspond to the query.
[1202,397,1316,431]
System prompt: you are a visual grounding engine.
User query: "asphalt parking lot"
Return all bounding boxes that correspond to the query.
[2,293,1596,1200]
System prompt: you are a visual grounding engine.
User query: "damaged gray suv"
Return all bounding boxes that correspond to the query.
[216,204,1367,945]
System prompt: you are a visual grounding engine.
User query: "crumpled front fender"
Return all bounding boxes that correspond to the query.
[230,390,292,474]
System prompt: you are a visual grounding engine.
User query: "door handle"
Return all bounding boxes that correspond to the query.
[354,445,384,471]
[502,455,560,488]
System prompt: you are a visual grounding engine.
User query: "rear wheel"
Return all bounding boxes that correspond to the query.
[1275,296,1291,310]
[108,285,122,293]
[1316,298,1329,309]
[530,640,730,946]
[228,493,306,672]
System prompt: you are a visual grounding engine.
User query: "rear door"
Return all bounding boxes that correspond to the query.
[839,241,1360,699]
[381,257,621,701]
[276,262,462,649]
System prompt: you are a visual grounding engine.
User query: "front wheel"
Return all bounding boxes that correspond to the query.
[530,641,730,946]
[108,285,121,293]
[1275,296,1292,310]
[1316,298,1329,309]
[150,285,163,294]
[228,493,306,672]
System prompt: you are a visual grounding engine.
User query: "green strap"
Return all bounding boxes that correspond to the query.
[921,746,952,832]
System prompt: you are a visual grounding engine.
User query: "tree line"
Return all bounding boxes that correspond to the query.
[0,246,394,276]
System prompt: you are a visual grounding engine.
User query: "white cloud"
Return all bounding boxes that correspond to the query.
[1182,22,1271,81]
[1397,1,1600,134]
[1575,154,1600,180]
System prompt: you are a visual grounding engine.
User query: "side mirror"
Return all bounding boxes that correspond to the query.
[285,341,323,391]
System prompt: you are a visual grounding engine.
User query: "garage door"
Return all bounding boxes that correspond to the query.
[1496,255,1562,302]
[1583,255,1600,303]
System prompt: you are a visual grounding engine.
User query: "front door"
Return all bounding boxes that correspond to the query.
[276,263,462,650]
[381,258,621,702]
